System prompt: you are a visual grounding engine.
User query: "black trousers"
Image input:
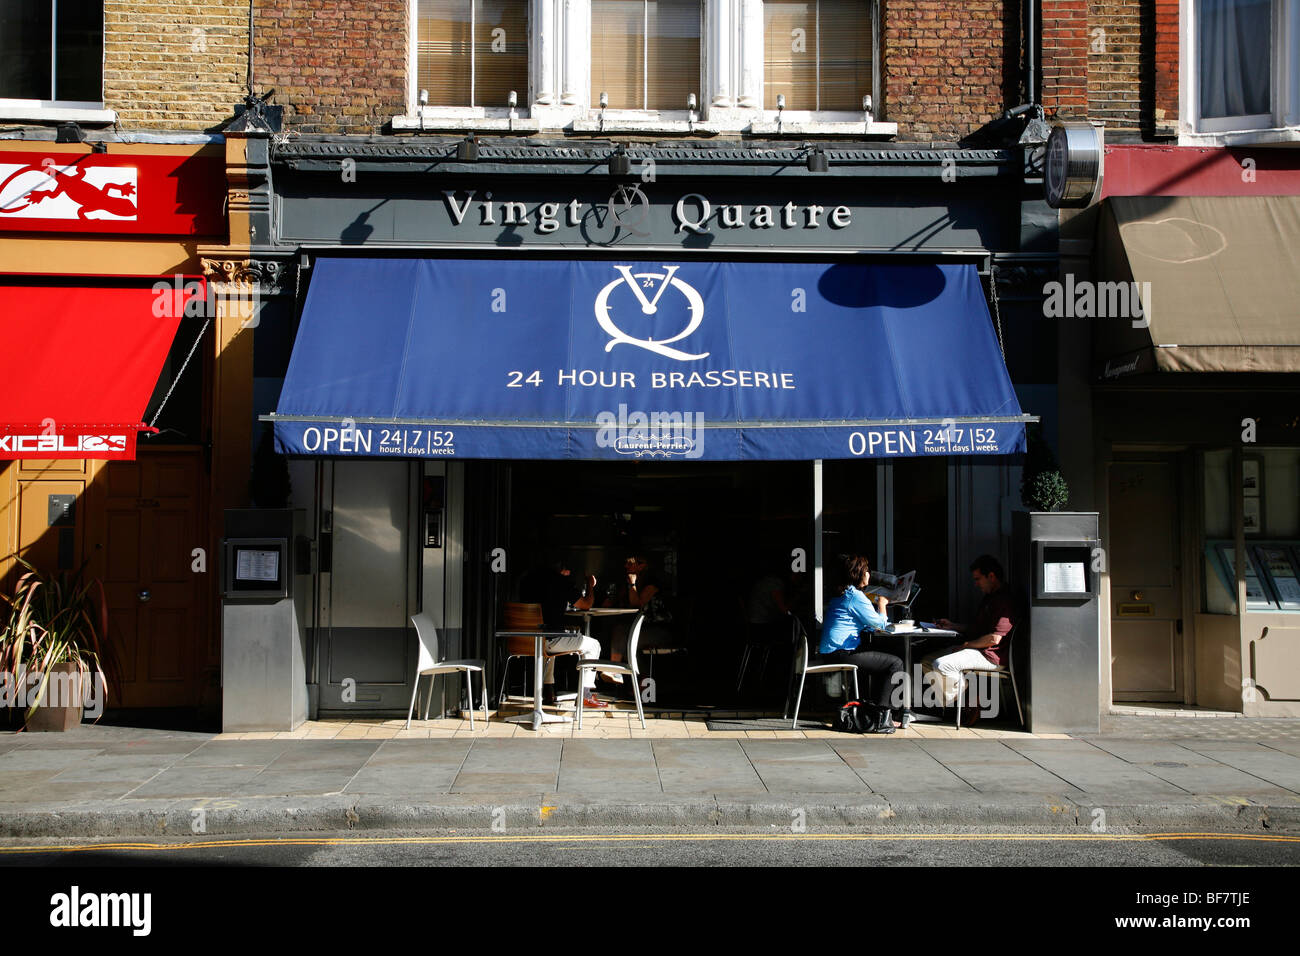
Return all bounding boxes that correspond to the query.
[824,648,905,713]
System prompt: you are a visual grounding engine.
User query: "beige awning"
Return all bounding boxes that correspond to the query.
[1095,195,1300,374]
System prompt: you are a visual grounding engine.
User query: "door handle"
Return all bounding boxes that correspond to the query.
[138,589,151,603]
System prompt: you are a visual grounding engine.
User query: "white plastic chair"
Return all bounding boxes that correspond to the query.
[954,626,1023,729]
[575,612,647,730]
[784,618,861,730]
[407,613,488,730]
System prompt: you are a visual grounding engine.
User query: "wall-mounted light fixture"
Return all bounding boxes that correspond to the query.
[862,94,873,125]
[776,93,785,133]
[807,145,828,173]
[418,89,428,132]
[457,133,479,161]
[54,122,85,144]
[608,143,631,176]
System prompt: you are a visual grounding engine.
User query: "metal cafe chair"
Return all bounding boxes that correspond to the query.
[954,626,1023,730]
[784,616,860,730]
[406,613,488,730]
[576,612,647,730]
[496,602,583,705]
[735,599,780,695]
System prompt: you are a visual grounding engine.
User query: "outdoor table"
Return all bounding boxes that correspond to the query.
[494,629,580,731]
[866,624,959,727]
[565,606,639,636]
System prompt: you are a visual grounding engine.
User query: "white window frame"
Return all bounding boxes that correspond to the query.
[754,0,881,122]
[398,0,540,131]
[1181,0,1300,145]
[396,0,895,134]
[583,0,704,125]
[0,1,114,124]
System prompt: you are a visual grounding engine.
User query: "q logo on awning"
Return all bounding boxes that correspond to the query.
[594,265,710,361]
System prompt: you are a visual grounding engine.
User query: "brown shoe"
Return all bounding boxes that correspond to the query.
[581,691,610,709]
[958,705,981,727]
[542,684,557,707]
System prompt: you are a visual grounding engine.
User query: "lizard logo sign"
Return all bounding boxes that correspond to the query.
[0,161,137,221]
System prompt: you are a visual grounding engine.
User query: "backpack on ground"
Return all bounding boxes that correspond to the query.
[834,700,896,734]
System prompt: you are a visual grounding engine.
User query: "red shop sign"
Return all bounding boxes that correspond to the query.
[0,149,224,236]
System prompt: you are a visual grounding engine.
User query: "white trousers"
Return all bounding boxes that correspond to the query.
[544,633,602,690]
[921,647,999,707]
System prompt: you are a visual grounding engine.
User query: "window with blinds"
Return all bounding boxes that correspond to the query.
[764,0,873,112]
[591,0,700,111]
[416,0,528,108]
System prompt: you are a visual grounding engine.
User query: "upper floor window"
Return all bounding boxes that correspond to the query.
[763,0,873,112]
[1189,0,1299,136]
[416,0,528,109]
[1198,0,1272,121]
[591,0,700,111]
[0,0,103,106]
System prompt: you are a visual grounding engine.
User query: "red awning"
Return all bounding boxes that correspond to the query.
[0,282,189,459]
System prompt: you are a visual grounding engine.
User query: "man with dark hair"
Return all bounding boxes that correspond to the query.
[921,554,1017,725]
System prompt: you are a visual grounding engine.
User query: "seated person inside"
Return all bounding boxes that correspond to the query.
[922,554,1018,725]
[600,554,674,685]
[518,556,606,709]
[820,553,905,727]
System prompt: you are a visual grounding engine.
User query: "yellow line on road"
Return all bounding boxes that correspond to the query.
[1,831,1298,854]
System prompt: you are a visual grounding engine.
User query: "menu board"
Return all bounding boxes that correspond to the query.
[1255,546,1300,610]
[1044,561,1087,594]
[236,548,280,583]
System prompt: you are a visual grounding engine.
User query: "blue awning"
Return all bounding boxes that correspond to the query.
[266,258,1033,460]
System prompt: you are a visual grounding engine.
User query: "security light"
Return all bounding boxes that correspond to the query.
[457,134,479,161]
[807,145,828,173]
[608,144,631,176]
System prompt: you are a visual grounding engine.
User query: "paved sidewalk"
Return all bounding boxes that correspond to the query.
[2,714,1300,838]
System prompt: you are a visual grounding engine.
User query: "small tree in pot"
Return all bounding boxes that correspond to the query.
[0,558,109,731]
[1020,423,1070,513]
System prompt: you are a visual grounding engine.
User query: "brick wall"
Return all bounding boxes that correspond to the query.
[255,0,408,135]
[883,0,1020,143]
[248,1,1027,141]
[104,1,249,130]
[1041,0,1088,119]
[1042,1,1180,138]
[1086,0,1144,131]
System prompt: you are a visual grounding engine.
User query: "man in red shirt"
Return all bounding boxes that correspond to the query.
[922,555,1018,725]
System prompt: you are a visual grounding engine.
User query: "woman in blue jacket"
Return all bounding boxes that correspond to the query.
[821,554,905,725]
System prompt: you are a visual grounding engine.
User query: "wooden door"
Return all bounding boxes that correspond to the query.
[1109,458,1184,701]
[96,451,206,708]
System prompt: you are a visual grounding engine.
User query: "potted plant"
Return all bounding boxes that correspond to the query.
[1020,423,1070,513]
[0,557,109,731]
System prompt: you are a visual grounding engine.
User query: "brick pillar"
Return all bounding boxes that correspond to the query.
[1153,0,1179,135]
[1041,0,1090,120]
